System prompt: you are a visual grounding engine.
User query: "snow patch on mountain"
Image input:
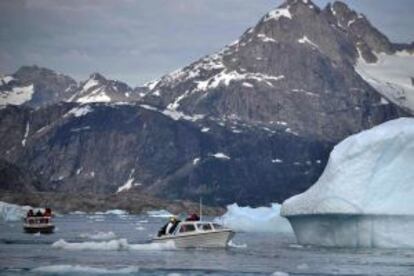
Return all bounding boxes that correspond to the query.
[76,87,111,103]
[117,169,140,193]
[0,84,34,106]
[22,121,30,147]
[264,7,292,22]
[0,75,14,85]
[355,51,414,112]
[298,36,319,49]
[82,79,100,91]
[67,105,94,118]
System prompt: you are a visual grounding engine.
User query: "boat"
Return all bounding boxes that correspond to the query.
[152,221,235,248]
[23,209,55,234]
[24,216,55,234]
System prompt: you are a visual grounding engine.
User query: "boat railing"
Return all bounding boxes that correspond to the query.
[25,216,52,224]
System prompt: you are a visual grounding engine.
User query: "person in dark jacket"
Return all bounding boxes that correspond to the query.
[186,213,200,221]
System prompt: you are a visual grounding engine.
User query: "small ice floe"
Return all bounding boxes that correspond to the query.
[70,211,86,215]
[52,239,176,251]
[80,231,117,240]
[146,209,173,218]
[31,264,140,274]
[272,272,289,276]
[210,152,231,160]
[135,226,145,231]
[227,240,247,248]
[102,209,128,215]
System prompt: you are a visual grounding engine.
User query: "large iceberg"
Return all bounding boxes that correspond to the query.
[281,118,414,248]
[0,201,31,221]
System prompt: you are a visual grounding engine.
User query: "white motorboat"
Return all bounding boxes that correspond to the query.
[152,221,235,248]
[23,216,55,234]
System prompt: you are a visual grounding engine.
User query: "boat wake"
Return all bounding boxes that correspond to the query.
[79,231,117,240]
[52,238,176,251]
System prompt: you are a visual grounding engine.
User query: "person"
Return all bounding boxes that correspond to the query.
[26,209,34,217]
[186,213,200,221]
[35,210,43,217]
[43,208,52,217]
[166,216,180,235]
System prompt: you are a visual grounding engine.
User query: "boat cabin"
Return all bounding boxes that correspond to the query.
[172,221,224,236]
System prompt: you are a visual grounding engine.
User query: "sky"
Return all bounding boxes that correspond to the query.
[0,0,413,87]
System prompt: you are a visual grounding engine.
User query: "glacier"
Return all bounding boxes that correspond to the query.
[281,118,414,248]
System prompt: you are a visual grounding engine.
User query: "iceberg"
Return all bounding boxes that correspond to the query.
[216,203,292,233]
[0,201,31,222]
[281,118,414,248]
[146,209,173,218]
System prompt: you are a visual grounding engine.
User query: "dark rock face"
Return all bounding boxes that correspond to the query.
[0,103,330,206]
[0,159,40,192]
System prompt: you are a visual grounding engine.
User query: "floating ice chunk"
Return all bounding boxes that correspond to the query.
[80,231,117,240]
[0,201,31,221]
[70,211,86,215]
[32,265,140,274]
[103,209,128,215]
[201,127,210,133]
[227,240,247,248]
[147,209,173,218]
[216,203,292,233]
[52,239,129,251]
[211,152,231,160]
[282,118,414,248]
[52,239,175,251]
[272,272,289,276]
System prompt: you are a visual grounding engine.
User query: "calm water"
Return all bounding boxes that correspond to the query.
[1,214,413,275]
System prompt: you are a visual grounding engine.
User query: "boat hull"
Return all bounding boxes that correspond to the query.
[24,224,55,234]
[152,230,235,248]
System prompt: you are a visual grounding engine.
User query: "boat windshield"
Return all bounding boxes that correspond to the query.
[212,223,224,230]
[178,224,196,233]
[196,223,212,231]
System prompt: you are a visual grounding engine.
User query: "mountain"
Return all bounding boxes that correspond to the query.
[0,67,143,108]
[141,0,410,141]
[68,73,141,103]
[0,0,413,209]
[0,66,77,108]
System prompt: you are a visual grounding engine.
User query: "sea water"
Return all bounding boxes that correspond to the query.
[0,213,413,275]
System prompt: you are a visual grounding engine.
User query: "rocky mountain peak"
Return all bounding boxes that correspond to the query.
[324,1,394,63]
[88,72,107,82]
